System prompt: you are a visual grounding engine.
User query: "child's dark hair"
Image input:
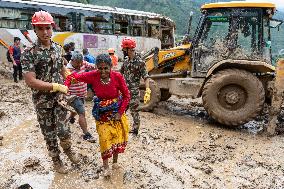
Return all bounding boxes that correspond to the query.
[14,37,21,42]
[96,54,112,66]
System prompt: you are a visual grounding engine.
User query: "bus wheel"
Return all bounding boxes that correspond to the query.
[160,88,172,101]
[139,79,161,111]
[202,69,265,126]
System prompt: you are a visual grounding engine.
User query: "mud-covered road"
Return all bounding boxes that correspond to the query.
[1,65,284,189]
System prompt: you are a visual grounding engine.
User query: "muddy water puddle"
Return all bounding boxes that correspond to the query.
[156,97,272,136]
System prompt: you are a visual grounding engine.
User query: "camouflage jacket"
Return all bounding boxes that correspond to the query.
[120,54,148,95]
[21,40,65,109]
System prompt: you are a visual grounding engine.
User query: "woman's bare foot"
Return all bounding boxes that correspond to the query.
[112,163,121,170]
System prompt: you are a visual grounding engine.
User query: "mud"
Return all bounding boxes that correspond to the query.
[1,64,284,189]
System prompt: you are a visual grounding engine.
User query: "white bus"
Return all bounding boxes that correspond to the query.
[0,0,175,61]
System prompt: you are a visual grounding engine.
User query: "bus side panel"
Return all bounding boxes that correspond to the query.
[0,28,161,62]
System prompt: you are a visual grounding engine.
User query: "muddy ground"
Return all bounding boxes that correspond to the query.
[1,64,284,189]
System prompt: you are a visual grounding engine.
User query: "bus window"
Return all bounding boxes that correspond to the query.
[133,26,143,36]
[114,15,129,35]
[148,19,160,38]
[85,20,94,33]
[161,18,175,48]
[19,14,32,30]
[85,16,113,34]
[54,16,68,31]
[0,8,31,29]
[131,17,145,36]
[95,21,113,35]
[148,25,160,38]
[114,22,128,35]
[161,29,173,48]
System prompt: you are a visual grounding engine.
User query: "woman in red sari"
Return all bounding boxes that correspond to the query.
[65,54,130,177]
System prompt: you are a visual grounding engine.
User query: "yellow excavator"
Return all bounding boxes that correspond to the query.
[140,1,283,127]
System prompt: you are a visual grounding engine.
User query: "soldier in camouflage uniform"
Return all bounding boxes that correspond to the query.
[21,11,79,174]
[120,37,151,135]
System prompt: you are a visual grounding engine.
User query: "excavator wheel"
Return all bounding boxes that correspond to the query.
[160,89,172,101]
[139,79,161,111]
[202,69,265,126]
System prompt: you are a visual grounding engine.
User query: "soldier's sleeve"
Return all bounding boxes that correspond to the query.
[59,46,65,72]
[140,60,149,80]
[21,50,35,73]
[120,62,125,74]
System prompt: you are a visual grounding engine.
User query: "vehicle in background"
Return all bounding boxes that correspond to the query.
[140,1,283,127]
[0,0,175,61]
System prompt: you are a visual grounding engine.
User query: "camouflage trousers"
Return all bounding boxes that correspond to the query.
[36,103,72,158]
[129,93,140,130]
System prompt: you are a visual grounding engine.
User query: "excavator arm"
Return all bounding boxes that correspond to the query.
[143,44,192,74]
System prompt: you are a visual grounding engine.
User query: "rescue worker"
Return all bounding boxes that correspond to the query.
[21,11,79,174]
[108,48,118,69]
[120,37,151,135]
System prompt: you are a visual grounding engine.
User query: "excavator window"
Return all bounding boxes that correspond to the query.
[192,8,266,76]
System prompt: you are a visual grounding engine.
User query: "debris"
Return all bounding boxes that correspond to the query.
[0,111,5,118]
[23,157,40,168]
[17,183,33,189]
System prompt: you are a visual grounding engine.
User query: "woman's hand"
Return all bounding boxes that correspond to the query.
[113,113,121,120]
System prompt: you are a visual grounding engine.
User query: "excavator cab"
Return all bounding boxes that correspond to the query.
[191,3,278,77]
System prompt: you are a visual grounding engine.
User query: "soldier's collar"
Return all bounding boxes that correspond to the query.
[36,40,56,50]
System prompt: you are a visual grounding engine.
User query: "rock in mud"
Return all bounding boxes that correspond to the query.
[209,133,222,141]
[123,170,134,184]
[23,157,40,168]
[0,111,5,118]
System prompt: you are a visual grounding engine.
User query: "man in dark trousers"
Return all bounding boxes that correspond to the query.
[120,37,151,135]
[9,37,22,83]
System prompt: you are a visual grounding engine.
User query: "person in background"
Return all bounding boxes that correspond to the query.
[9,37,22,83]
[63,43,72,63]
[120,37,151,136]
[65,54,130,178]
[69,42,75,54]
[83,48,96,64]
[83,48,96,96]
[108,48,118,70]
[21,11,79,174]
[65,51,96,142]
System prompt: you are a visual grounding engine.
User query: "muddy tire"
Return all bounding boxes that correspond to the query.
[202,69,265,126]
[160,89,172,101]
[139,79,161,111]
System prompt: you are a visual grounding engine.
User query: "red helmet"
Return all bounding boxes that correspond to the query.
[121,37,136,49]
[32,11,55,26]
